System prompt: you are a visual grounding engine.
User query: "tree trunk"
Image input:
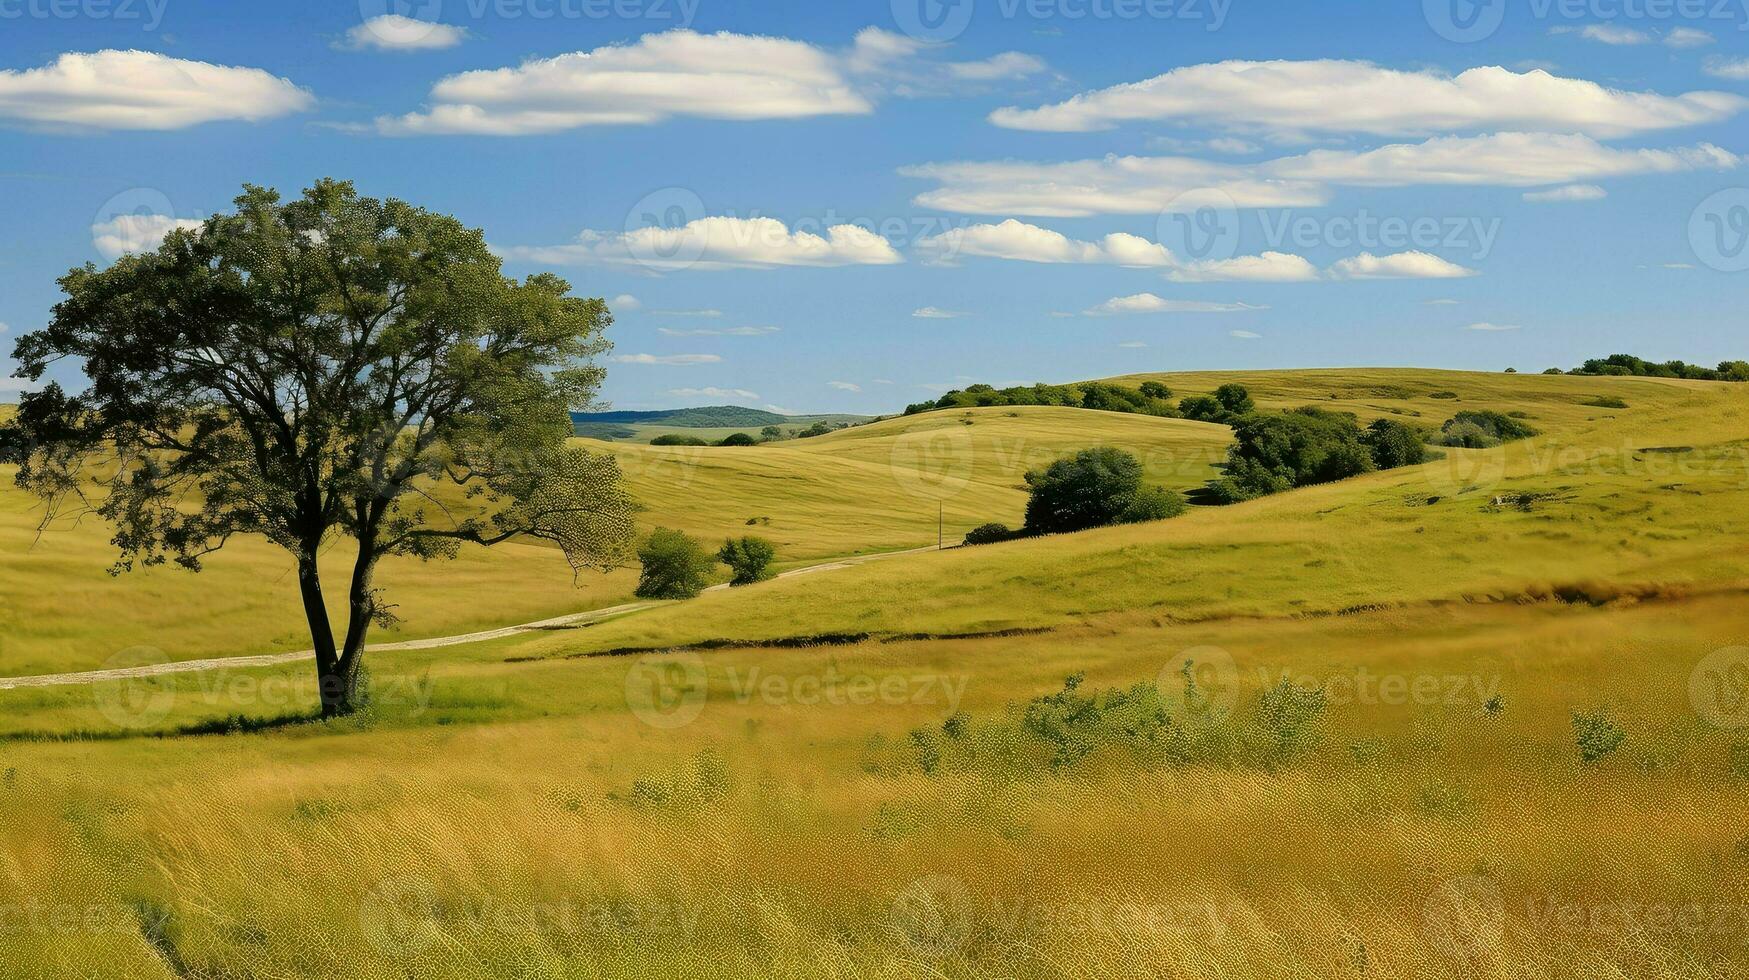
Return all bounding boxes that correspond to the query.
[332,535,380,717]
[297,554,356,717]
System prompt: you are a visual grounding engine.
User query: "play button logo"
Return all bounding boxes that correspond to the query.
[1424,0,1506,42]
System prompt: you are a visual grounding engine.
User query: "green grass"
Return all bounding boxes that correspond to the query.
[4,368,1748,978]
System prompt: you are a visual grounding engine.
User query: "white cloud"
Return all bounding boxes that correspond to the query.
[1084,293,1267,315]
[918,219,1175,266]
[0,50,312,131]
[1167,252,1322,282]
[377,27,1042,135]
[1572,24,1651,44]
[1229,330,1262,339]
[1523,184,1607,202]
[1465,322,1522,331]
[827,380,862,391]
[654,308,723,317]
[1705,57,1749,81]
[904,133,1736,216]
[903,155,1324,217]
[612,353,723,365]
[988,60,1744,138]
[1118,340,1148,348]
[658,325,780,336]
[340,14,469,51]
[379,30,871,134]
[1665,27,1715,48]
[610,294,642,311]
[502,215,903,270]
[668,386,759,400]
[764,404,799,415]
[912,306,968,318]
[1261,132,1738,188]
[1327,251,1476,280]
[92,213,203,259]
[1426,298,1460,305]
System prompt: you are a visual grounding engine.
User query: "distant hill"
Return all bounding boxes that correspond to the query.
[574,405,798,428]
[571,405,874,442]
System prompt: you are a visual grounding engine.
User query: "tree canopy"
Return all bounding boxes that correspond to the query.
[1,180,635,715]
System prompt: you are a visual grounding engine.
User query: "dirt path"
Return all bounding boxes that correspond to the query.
[0,546,938,691]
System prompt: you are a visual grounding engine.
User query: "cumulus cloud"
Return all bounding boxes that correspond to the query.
[903,155,1325,217]
[1260,133,1738,187]
[501,215,903,270]
[912,306,968,318]
[918,219,1174,266]
[377,27,1043,135]
[658,325,780,336]
[0,50,312,131]
[92,213,203,259]
[668,386,759,399]
[1167,252,1322,282]
[988,60,1744,138]
[340,14,469,51]
[827,380,862,391]
[1523,184,1607,202]
[612,353,723,365]
[610,294,642,311]
[1569,24,1651,44]
[1665,27,1715,48]
[904,133,1736,215]
[1705,57,1749,81]
[1326,251,1476,279]
[1084,293,1267,315]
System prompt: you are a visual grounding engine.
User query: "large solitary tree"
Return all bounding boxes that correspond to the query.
[0,180,637,716]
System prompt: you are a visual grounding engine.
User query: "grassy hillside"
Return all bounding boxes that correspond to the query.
[3,367,1746,978]
[0,403,1223,675]
[571,406,869,442]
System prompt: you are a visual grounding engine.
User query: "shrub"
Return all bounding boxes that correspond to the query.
[1179,395,1229,424]
[634,528,714,599]
[717,536,776,586]
[1021,673,1172,769]
[1572,709,1626,763]
[1362,418,1428,469]
[963,522,1018,546]
[1429,391,1459,400]
[1118,485,1187,524]
[1024,448,1182,534]
[650,434,708,446]
[1213,383,1255,416]
[716,432,757,447]
[1432,421,1499,449]
[1444,410,1538,443]
[1138,381,1173,400]
[1205,407,1375,503]
[1583,396,1628,409]
[796,422,832,438]
[759,425,783,441]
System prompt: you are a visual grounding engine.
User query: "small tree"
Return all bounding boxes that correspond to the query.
[636,528,714,598]
[759,425,783,442]
[1024,448,1151,534]
[1213,383,1256,416]
[718,536,776,585]
[1,180,635,717]
[963,522,1017,546]
[1362,418,1427,469]
[717,432,757,447]
[1138,381,1172,401]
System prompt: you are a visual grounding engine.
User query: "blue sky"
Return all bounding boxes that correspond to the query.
[3,0,1749,415]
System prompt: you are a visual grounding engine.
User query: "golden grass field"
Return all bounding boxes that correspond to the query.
[3,368,1749,979]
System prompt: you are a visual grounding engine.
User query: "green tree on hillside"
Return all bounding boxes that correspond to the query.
[1024,448,1184,534]
[0,180,636,717]
[637,528,714,598]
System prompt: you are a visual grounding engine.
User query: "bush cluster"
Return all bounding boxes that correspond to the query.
[635,529,779,596]
[904,380,1176,418]
[1561,353,1749,382]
